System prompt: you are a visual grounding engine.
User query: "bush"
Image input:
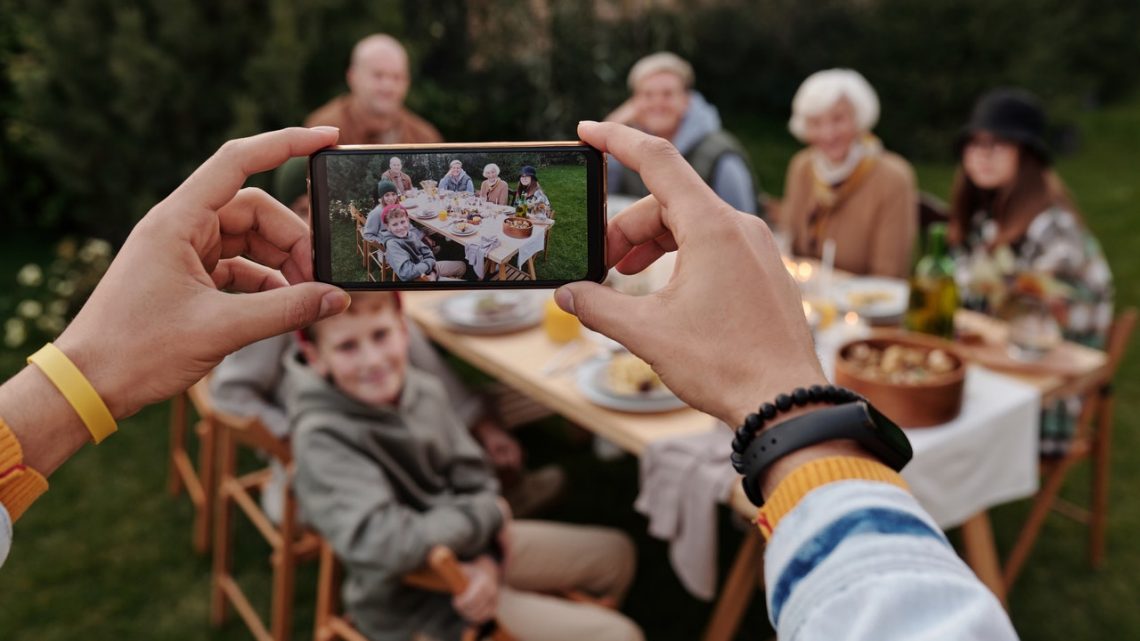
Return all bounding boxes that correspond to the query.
[4,0,1138,241]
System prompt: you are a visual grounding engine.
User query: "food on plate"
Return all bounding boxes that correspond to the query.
[453,221,472,233]
[846,289,896,309]
[606,353,664,395]
[470,215,482,224]
[843,342,959,385]
[473,294,519,321]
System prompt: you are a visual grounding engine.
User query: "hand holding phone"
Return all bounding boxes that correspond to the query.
[309,142,608,289]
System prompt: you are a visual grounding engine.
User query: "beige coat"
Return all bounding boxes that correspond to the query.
[782,148,918,278]
[479,178,509,205]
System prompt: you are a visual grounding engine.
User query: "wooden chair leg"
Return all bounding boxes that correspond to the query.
[168,394,187,497]
[702,531,765,641]
[1090,389,1115,568]
[271,492,299,641]
[193,418,217,554]
[961,511,1007,607]
[211,424,236,628]
[314,543,338,641]
[1003,457,1080,591]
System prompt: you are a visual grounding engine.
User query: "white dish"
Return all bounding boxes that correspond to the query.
[450,223,479,237]
[438,292,542,334]
[576,358,686,413]
[834,277,910,319]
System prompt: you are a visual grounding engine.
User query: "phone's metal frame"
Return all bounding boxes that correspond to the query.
[308,141,607,290]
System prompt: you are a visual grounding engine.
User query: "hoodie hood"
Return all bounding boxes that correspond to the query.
[672,91,722,155]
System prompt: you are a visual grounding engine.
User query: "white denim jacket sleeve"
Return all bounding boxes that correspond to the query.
[0,502,12,567]
[765,480,1020,641]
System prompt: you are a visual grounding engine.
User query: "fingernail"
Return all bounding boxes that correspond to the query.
[578,120,598,127]
[319,290,350,318]
[310,125,340,134]
[554,287,575,315]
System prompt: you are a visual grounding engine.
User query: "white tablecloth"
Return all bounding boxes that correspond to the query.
[817,330,1041,528]
[902,367,1040,527]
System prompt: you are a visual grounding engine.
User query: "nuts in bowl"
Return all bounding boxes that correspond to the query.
[834,331,966,427]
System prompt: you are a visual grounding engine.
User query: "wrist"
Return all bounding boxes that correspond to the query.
[0,366,90,476]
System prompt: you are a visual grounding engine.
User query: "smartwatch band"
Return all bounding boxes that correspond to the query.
[735,401,913,506]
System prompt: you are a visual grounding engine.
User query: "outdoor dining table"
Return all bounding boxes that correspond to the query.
[401,270,1107,641]
[399,190,554,280]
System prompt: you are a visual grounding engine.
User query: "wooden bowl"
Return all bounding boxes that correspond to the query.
[834,330,966,428]
[503,216,533,239]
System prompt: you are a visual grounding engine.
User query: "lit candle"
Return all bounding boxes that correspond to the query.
[797,262,814,282]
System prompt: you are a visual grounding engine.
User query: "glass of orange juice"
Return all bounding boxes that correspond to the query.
[543,298,580,343]
[438,210,448,221]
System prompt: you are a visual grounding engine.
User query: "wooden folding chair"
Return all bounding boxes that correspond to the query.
[211,406,321,641]
[168,378,220,554]
[349,204,369,270]
[1002,307,1137,590]
[314,540,517,641]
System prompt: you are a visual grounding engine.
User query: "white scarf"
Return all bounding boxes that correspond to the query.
[811,136,883,186]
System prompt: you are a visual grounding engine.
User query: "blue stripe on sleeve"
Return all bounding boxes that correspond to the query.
[771,507,949,624]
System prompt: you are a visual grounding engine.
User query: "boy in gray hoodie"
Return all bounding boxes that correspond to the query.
[380,205,467,281]
[289,293,643,641]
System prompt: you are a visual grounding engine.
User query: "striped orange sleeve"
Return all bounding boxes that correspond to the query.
[755,456,908,539]
[0,417,49,521]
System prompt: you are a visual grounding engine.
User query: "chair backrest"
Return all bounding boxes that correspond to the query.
[1104,307,1137,379]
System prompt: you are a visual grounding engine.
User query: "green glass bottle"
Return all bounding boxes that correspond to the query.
[905,223,960,338]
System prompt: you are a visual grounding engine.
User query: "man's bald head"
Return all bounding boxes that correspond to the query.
[346,34,411,119]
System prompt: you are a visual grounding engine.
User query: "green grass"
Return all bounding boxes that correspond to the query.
[1,98,1139,640]
[330,166,588,283]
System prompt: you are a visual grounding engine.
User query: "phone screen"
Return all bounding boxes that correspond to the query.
[309,143,607,289]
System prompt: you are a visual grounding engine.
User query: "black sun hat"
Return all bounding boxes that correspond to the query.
[955,88,1051,165]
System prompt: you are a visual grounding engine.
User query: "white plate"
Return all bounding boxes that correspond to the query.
[412,210,438,219]
[576,358,687,413]
[834,277,910,319]
[450,224,479,237]
[438,292,542,334]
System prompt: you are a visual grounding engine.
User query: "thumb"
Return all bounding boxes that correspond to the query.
[219,283,350,351]
[555,282,648,351]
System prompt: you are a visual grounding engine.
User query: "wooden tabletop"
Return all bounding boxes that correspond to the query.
[401,291,758,516]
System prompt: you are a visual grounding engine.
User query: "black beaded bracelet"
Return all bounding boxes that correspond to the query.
[730,385,864,474]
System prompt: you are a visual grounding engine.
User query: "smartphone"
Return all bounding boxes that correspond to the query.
[309,142,607,289]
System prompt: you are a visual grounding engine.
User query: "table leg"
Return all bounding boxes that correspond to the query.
[960,510,1008,608]
[702,531,765,641]
[526,258,536,280]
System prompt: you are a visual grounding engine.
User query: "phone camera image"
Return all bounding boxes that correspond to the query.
[309,144,605,289]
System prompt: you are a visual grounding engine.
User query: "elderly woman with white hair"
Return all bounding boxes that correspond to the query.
[780,69,917,278]
[478,163,509,205]
[606,52,759,215]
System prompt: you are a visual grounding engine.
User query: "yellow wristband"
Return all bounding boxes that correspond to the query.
[27,343,117,444]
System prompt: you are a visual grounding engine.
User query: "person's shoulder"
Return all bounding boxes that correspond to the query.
[876,150,917,185]
[787,148,813,176]
[401,108,444,143]
[304,94,350,128]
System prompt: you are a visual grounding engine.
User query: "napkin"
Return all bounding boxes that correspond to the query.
[517,223,549,269]
[465,235,501,280]
[634,426,737,600]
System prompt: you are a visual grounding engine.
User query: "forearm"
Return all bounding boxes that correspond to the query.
[764,478,1016,640]
[0,365,91,477]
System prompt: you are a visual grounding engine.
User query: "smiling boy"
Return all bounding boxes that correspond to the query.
[287,293,643,641]
[380,205,466,281]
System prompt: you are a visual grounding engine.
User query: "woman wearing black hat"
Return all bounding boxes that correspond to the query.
[951,88,1113,456]
[512,165,551,212]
